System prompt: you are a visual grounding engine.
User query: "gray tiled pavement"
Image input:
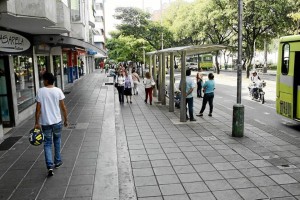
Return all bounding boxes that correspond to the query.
[1,70,300,200]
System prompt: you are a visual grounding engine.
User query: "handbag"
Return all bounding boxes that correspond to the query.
[151,79,156,88]
[114,82,118,87]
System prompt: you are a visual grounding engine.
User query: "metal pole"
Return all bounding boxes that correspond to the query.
[149,55,152,77]
[162,53,166,105]
[232,0,244,137]
[153,55,157,97]
[158,54,163,102]
[169,52,175,112]
[143,47,145,78]
[263,39,268,73]
[160,0,164,50]
[180,51,187,122]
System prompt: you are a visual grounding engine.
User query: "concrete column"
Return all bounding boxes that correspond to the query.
[73,52,79,79]
[153,55,157,97]
[180,51,187,122]
[49,53,54,74]
[8,56,18,125]
[169,52,175,112]
[67,50,73,83]
[161,53,166,105]
[33,47,40,92]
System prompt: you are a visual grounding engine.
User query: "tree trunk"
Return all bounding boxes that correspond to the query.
[215,50,220,74]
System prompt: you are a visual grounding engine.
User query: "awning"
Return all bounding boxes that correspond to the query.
[33,35,107,56]
[146,44,227,56]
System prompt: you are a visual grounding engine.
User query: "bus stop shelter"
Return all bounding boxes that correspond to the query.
[146,44,227,122]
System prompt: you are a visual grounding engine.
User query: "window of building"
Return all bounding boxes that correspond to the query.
[61,0,68,7]
[282,43,289,75]
[95,3,101,10]
[13,56,36,113]
[71,0,81,22]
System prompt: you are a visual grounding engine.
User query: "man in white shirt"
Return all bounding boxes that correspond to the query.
[35,72,68,177]
[180,69,196,121]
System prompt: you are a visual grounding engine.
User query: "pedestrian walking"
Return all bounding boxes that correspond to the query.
[124,70,134,103]
[144,72,155,105]
[180,69,196,121]
[197,73,215,117]
[196,68,203,98]
[34,72,68,177]
[116,69,125,103]
[132,69,140,95]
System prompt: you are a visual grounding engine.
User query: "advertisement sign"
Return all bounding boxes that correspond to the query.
[0,31,31,53]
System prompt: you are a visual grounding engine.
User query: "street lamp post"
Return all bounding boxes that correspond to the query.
[142,46,145,78]
[232,0,244,137]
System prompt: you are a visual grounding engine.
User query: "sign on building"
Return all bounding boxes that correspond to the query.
[0,31,30,53]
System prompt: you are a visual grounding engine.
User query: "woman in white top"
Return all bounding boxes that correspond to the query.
[143,72,154,105]
[116,69,125,103]
[131,69,140,95]
[124,70,134,103]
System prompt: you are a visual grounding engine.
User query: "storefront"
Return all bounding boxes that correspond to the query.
[0,30,34,131]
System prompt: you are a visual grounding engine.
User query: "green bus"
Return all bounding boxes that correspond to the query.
[276,35,300,121]
[187,54,213,70]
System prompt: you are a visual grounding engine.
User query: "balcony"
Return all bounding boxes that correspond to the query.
[95,22,104,30]
[70,23,85,40]
[51,0,71,33]
[94,35,105,43]
[0,0,70,34]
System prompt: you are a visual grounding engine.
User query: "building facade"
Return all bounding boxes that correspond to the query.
[0,0,106,141]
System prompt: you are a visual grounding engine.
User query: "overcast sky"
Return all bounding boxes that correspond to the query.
[104,0,193,37]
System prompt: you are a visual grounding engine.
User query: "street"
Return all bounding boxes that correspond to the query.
[168,70,300,141]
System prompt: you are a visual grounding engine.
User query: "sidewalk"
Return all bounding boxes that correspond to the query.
[1,70,300,200]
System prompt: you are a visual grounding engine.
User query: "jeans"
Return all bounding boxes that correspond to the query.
[117,86,124,103]
[145,88,153,104]
[42,122,63,169]
[197,81,202,97]
[186,97,194,119]
[200,93,214,114]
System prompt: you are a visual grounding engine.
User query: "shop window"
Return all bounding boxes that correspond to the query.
[282,43,290,75]
[37,56,48,88]
[13,56,35,113]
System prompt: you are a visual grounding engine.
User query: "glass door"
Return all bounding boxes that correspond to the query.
[0,56,14,127]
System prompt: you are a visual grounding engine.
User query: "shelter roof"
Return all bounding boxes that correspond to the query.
[146,44,227,56]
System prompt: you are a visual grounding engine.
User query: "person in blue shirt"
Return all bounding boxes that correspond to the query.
[197,73,215,117]
[180,69,196,121]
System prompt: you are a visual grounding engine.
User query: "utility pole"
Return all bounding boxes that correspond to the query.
[232,0,244,137]
[160,0,164,50]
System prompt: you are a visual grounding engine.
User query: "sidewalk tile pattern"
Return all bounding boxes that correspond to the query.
[0,71,300,200]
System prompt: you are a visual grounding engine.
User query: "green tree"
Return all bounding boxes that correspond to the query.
[228,0,298,77]
[114,7,174,50]
[106,35,152,63]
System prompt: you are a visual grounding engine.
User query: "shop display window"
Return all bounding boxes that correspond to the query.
[13,56,35,113]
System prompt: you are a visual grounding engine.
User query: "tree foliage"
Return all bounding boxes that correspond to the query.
[106,35,152,63]
[114,7,173,50]
[163,0,299,77]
